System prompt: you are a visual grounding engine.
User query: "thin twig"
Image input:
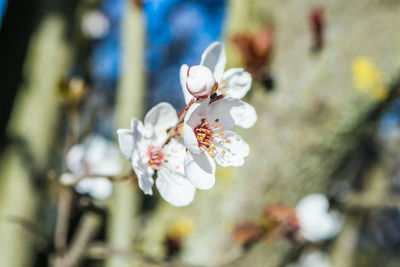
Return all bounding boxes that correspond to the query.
[54,186,73,252]
[84,242,163,266]
[58,213,102,267]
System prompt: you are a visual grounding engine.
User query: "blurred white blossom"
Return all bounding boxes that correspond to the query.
[81,10,110,39]
[296,194,343,242]
[287,250,331,267]
[65,134,122,200]
[75,177,113,200]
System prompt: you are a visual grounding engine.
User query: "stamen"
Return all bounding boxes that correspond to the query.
[147,146,164,168]
[193,117,227,158]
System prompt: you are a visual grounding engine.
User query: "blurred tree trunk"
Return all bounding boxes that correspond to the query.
[106,1,145,267]
[0,12,71,267]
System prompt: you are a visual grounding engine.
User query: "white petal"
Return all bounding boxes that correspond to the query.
[230,101,257,129]
[184,151,215,190]
[66,144,85,177]
[200,42,226,82]
[156,170,196,207]
[76,177,113,200]
[208,97,243,131]
[182,123,201,154]
[183,100,210,154]
[117,129,134,160]
[180,64,192,105]
[144,102,178,137]
[184,99,208,125]
[130,117,145,138]
[135,167,154,195]
[213,131,249,167]
[223,68,252,99]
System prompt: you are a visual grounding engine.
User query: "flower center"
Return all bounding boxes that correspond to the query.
[147,146,164,168]
[194,118,226,158]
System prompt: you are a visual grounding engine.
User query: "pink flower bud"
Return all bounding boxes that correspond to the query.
[186,65,216,98]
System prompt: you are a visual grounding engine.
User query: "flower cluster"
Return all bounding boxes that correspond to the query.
[117,42,257,206]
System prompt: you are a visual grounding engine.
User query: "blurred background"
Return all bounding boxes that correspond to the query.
[1,0,400,266]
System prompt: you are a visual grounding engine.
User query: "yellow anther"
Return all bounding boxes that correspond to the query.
[225,140,229,143]
[210,154,215,158]
[219,132,223,136]
[222,150,226,154]
[150,160,154,164]
[214,125,218,128]
[212,145,216,149]
[220,125,224,130]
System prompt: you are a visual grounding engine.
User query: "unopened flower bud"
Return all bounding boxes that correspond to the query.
[186,65,216,98]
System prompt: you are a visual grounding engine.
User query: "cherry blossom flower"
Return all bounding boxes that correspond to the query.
[117,102,195,207]
[180,42,257,129]
[64,134,122,200]
[183,98,249,189]
[296,194,343,242]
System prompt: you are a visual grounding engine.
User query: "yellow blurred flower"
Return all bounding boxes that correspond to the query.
[167,217,195,240]
[352,57,388,100]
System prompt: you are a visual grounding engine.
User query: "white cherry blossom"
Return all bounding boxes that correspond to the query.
[180,42,256,129]
[117,102,195,207]
[65,134,122,200]
[296,194,343,242]
[183,98,249,190]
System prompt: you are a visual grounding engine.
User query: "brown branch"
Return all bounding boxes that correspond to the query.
[84,243,164,266]
[54,186,73,252]
[57,213,102,267]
